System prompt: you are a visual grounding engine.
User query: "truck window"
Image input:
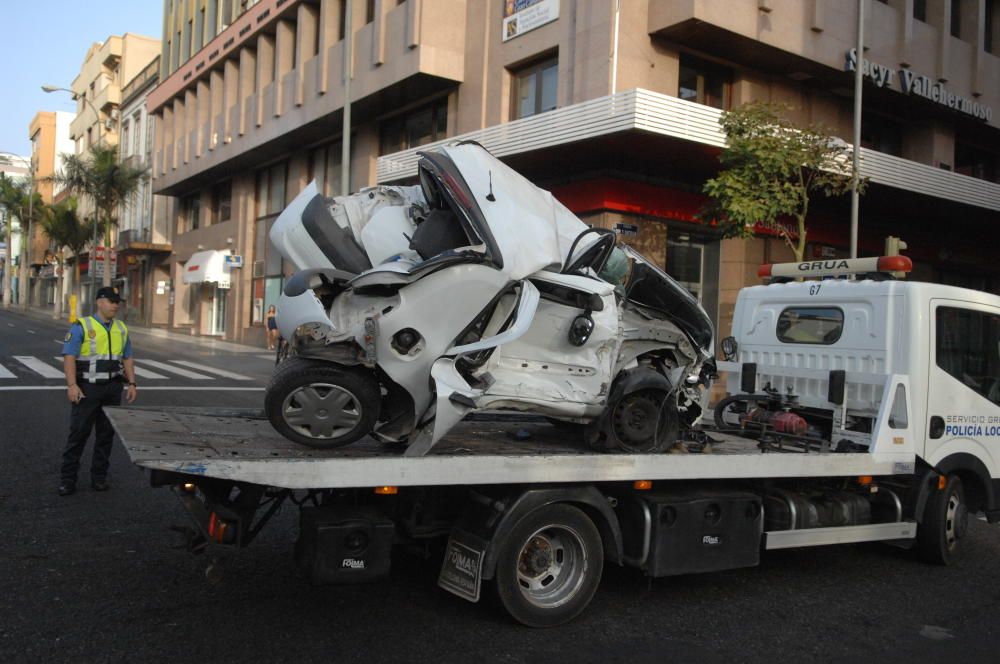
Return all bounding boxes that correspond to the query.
[935,306,1000,406]
[776,307,844,345]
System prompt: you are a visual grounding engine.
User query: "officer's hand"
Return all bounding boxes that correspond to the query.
[67,385,83,404]
[126,384,137,404]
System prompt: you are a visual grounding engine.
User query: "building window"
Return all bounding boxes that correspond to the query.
[133,112,143,156]
[950,0,961,38]
[860,114,902,157]
[678,54,730,110]
[253,161,290,324]
[913,0,927,22]
[212,180,232,223]
[339,0,347,40]
[182,193,201,232]
[366,0,376,23]
[955,142,999,183]
[511,57,558,120]
[379,99,448,155]
[121,121,130,157]
[777,307,845,345]
[986,0,997,53]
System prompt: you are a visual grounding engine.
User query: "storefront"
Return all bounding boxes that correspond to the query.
[181,249,232,336]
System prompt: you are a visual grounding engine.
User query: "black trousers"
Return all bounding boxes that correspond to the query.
[61,380,124,484]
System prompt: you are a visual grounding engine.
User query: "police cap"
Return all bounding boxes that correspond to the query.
[95,287,121,303]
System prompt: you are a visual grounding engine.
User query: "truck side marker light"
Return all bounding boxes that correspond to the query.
[938,476,947,490]
[181,483,196,492]
[857,476,873,486]
[208,512,228,543]
[374,486,399,495]
[633,480,652,491]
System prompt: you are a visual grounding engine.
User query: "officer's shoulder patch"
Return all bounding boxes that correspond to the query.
[64,332,72,342]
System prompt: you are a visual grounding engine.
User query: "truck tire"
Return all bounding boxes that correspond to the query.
[917,474,968,565]
[265,358,380,449]
[492,504,603,627]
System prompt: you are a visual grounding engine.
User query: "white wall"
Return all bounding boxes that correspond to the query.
[52,112,76,197]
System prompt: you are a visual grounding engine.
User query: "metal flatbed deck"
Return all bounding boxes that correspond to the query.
[106,407,908,489]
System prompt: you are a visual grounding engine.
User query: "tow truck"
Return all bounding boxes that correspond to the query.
[107,255,1000,627]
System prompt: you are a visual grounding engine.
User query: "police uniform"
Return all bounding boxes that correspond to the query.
[60,292,133,492]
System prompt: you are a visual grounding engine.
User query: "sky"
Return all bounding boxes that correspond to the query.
[0,0,163,158]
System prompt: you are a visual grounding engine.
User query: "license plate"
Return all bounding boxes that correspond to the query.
[438,535,485,603]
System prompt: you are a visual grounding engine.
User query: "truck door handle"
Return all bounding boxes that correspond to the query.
[929,416,945,439]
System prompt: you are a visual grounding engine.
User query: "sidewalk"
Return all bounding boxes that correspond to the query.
[4,304,266,355]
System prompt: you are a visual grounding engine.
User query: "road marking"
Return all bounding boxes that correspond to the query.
[27,329,36,334]
[13,356,64,379]
[170,360,253,380]
[0,386,264,391]
[135,359,213,380]
[52,357,168,380]
[0,364,15,379]
[255,354,275,360]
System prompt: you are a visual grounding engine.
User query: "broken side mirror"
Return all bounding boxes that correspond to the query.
[568,312,595,347]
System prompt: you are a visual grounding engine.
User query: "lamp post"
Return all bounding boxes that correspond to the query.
[0,152,33,310]
[43,84,104,312]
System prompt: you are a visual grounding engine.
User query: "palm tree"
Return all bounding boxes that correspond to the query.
[36,197,99,317]
[0,173,44,308]
[50,144,146,287]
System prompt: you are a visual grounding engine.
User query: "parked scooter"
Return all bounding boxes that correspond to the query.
[265,142,714,455]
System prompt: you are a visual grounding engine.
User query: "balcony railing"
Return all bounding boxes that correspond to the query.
[376,88,1000,212]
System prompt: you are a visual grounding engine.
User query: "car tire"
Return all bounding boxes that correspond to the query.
[917,474,967,565]
[491,503,603,628]
[265,358,380,449]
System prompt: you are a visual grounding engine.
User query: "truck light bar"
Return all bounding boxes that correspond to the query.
[758,256,912,279]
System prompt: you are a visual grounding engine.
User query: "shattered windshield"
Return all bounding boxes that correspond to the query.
[621,246,714,353]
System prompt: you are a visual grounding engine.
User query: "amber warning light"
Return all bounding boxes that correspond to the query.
[758,256,912,280]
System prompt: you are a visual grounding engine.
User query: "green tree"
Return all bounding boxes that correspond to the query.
[0,173,44,307]
[50,144,146,286]
[37,197,101,315]
[701,102,862,262]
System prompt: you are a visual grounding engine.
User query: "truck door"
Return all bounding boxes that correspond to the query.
[925,299,1000,476]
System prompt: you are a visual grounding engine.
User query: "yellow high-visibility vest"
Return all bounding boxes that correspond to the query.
[77,316,129,383]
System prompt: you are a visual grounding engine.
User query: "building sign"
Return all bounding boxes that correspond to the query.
[503,0,559,42]
[614,222,639,237]
[224,254,243,268]
[845,49,992,122]
[90,246,118,280]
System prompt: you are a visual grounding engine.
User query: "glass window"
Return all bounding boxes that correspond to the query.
[678,53,730,110]
[121,121,130,157]
[776,307,844,345]
[955,142,999,183]
[666,242,703,302]
[133,113,143,156]
[935,306,1000,405]
[379,99,448,155]
[511,57,558,120]
[913,0,927,21]
[268,162,286,214]
[888,384,909,429]
[860,114,903,157]
[182,193,201,231]
[212,180,232,223]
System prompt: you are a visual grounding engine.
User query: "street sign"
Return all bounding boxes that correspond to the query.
[225,254,243,268]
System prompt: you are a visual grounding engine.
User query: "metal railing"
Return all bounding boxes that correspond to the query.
[376,88,1000,212]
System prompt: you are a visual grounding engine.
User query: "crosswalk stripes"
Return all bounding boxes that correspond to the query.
[50,358,168,380]
[170,360,253,380]
[133,359,214,380]
[0,364,15,379]
[13,356,64,379]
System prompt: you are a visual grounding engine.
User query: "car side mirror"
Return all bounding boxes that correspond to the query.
[568,312,595,347]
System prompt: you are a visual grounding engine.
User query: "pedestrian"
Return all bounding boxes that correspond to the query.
[265,304,279,350]
[59,286,137,496]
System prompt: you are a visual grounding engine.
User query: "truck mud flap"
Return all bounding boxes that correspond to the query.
[438,529,488,603]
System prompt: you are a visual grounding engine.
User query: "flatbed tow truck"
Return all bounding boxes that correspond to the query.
[106,257,1000,627]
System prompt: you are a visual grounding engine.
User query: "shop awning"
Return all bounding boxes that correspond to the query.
[183,250,231,286]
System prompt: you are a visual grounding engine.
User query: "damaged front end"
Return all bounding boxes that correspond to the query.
[264,142,715,455]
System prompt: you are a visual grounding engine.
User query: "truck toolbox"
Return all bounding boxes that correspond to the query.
[296,505,395,584]
[619,490,762,577]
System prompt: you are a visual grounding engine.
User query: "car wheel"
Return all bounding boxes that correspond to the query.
[491,504,603,628]
[265,358,380,449]
[917,474,967,565]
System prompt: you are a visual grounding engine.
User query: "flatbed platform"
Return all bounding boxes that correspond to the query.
[106,407,909,489]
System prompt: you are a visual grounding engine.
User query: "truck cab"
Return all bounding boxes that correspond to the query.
[718,256,1000,523]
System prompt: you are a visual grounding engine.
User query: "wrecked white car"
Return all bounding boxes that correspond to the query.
[264,142,715,455]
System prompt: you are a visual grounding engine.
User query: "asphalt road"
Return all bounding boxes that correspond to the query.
[1,307,999,663]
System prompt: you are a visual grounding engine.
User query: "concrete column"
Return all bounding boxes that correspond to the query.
[209,70,224,150]
[255,34,275,126]
[297,3,320,105]
[223,58,239,142]
[318,0,342,94]
[238,47,257,135]
[195,80,211,157]
[274,19,296,116]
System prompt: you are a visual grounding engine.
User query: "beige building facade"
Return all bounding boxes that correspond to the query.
[149,0,1000,344]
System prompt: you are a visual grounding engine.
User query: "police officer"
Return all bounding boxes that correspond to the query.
[59,286,137,496]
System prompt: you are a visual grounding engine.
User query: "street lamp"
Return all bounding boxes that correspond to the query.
[0,151,34,311]
[43,84,104,311]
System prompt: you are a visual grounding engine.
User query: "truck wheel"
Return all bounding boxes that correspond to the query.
[492,504,603,627]
[917,474,968,565]
[265,358,380,448]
